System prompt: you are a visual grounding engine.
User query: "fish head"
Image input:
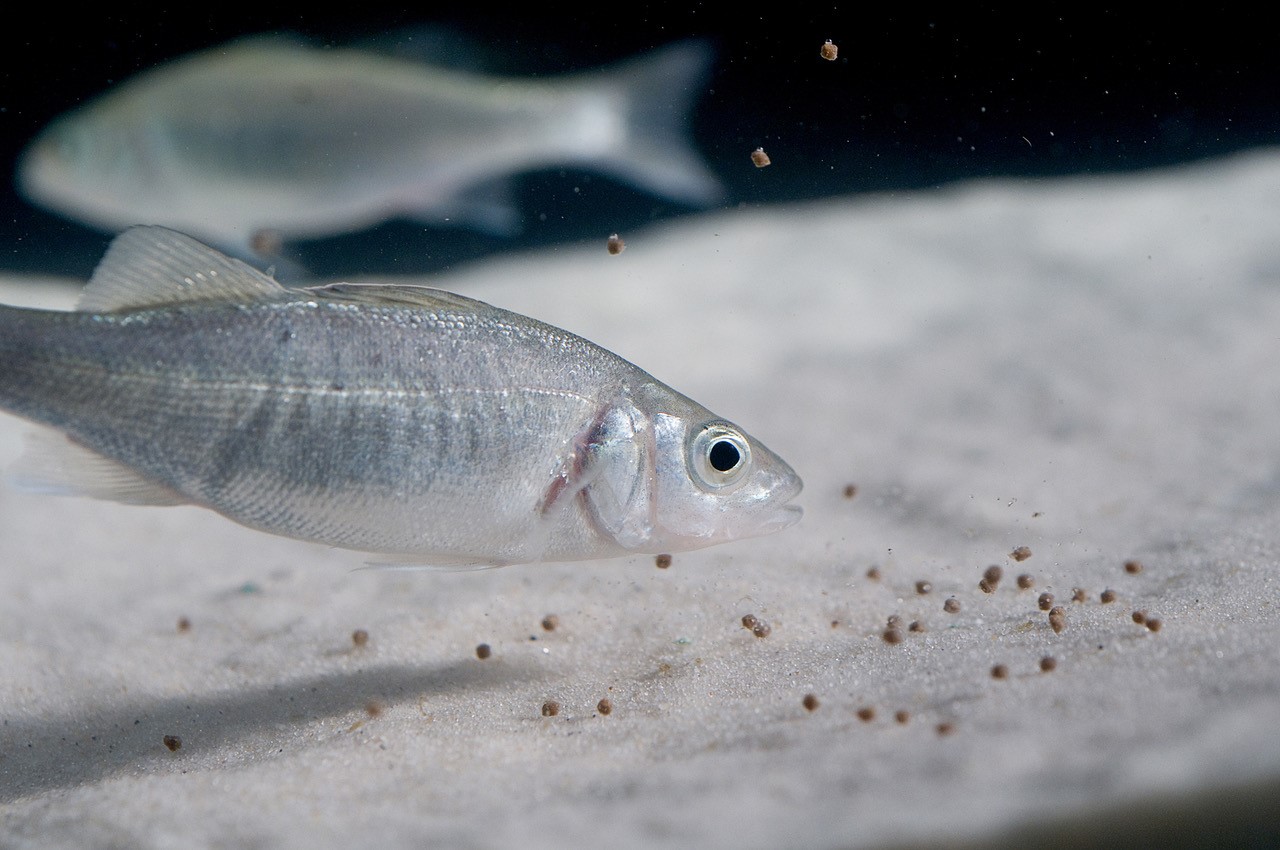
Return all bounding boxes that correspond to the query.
[580,384,803,555]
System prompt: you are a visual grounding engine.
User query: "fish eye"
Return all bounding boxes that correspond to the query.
[689,423,751,490]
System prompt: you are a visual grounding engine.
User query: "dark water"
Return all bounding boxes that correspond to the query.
[1,8,1276,279]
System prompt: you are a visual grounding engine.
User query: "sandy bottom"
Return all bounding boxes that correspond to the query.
[2,152,1279,848]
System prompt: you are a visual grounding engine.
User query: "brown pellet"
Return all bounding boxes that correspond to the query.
[1124,559,1144,574]
[541,701,560,717]
[176,617,191,633]
[820,39,838,61]
[1072,588,1087,603]
[752,620,772,639]
[1010,546,1032,562]
[741,614,759,630]
[866,566,882,581]
[882,627,903,645]
[843,484,858,499]
[991,664,1009,680]
[365,700,384,718]
[475,643,492,660]
[908,620,925,633]
[1049,613,1066,634]
[1146,618,1163,632]
[915,580,932,594]
[654,554,672,569]
[162,735,182,752]
[1049,606,1065,617]
[1017,574,1034,589]
[1040,656,1057,672]
[802,693,820,712]
[936,722,955,736]
[1100,589,1117,604]
[978,578,995,594]
[541,614,560,632]
[856,706,876,722]
[894,710,910,725]
[984,565,1004,584]
[1132,610,1147,625]
[597,698,613,716]
[887,615,903,629]
[1038,592,1055,611]
[606,233,626,255]
[351,629,369,647]
[751,147,771,168]
[943,598,961,614]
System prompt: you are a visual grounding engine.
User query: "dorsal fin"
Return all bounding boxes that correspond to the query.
[305,282,498,314]
[78,226,287,313]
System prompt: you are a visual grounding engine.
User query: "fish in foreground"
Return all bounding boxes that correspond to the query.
[17,36,723,257]
[0,227,802,565]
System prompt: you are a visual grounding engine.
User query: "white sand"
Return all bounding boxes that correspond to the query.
[2,152,1279,848]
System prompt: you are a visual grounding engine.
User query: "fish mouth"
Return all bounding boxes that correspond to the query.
[757,502,804,535]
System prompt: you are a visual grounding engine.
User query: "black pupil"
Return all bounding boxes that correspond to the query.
[708,439,741,472]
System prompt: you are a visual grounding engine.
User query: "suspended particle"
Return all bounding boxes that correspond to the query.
[978,578,996,594]
[1132,610,1147,625]
[943,598,961,614]
[802,693,820,712]
[1010,547,1032,562]
[365,700,384,718]
[541,614,560,632]
[1038,593,1055,611]
[655,554,672,569]
[915,580,933,595]
[1124,560,1144,574]
[475,643,492,660]
[866,566,882,581]
[541,701,561,717]
[751,147,772,168]
[936,722,955,736]
[894,710,910,725]
[984,565,1004,585]
[843,483,858,499]
[1100,589,1117,604]
[908,620,925,633]
[606,233,626,255]
[887,615,903,629]
[351,629,370,648]
[820,39,838,61]
[1039,655,1057,672]
[1049,609,1066,634]
[1146,617,1163,633]
[1016,574,1034,589]
[752,620,772,638]
[597,698,613,716]
[882,627,903,645]
[991,664,1009,680]
[856,706,876,722]
[1072,588,1087,603]
[162,735,182,752]
[250,228,283,257]
[176,616,191,633]
[741,614,759,630]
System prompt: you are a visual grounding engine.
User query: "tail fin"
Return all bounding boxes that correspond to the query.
[591,41,724,206]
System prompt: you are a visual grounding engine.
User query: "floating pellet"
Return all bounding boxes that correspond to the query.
[162,735,182,752]
[978,578,996,594]
[351,629,369,647]
[1072,588,1087,603]
[752,620,772,639]
[820,39,838,61]
[1040,656,1057,672]
[597,698,613,716]
[894,710,910,725]
[741,614,759,630]
[856,706,875,722]
[654,554,672,569]
[1010,547,1032,562]
[1132,610,1147,625]
[984,565,1004,584]
[1100,589,1117,604]
[176,617,191,633]
[541,614,560,632]
[802,693,820,712]
[475,643,492,660]
[365,700,384,718]
[843,484,858,499]
[1038,592,1055,611]
[887,615,903,629]
[882,627,903,645]
[915,580,932,595]
[606,233,626,255]
[1146,618,1163,632]
[866,566,882,581]
[541,701,560,717]
[943,598,961,614]
[936,722,955,736]
[991,664,1009,680]
[1017,574,1034,589]
[908,620,925,633]
[1124,560,1144,574]
[751,147,771,168]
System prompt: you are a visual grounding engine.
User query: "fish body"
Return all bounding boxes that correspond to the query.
[17,37,722,254]
[0,228,800,565]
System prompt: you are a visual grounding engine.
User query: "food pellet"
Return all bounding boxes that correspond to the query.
[882,627,903,645]
[751,147,771,168]
[991,664,1009,680]
[894,710,910,725]
[541,701,560,717]
[1072,588,1087,603]
[475,643,492,660]
[984,565,1004,584]
[541,614,560,632]
[597,698,613,716]
[820,39,838,61]
[887,615,903,629]
[606,233,625,255]
[176,617,191,633]
[163,735,182,752]
[943,598,961,614]
[654,554,672,569]
[843,484,858,499]
[1017,574,1034,589]
[351,629,369,647]
[802,693,820,712]
[915,580,932,594]
[1146,618,1163,632]
[1010,547,1032,562]
[741,614,759,630]
[365,700,384,718]
[1038,593,1055,611]
[936,722,955,736]
[908,620,925,633]
[1124,560,1144,574]
[1040,656,1057,672]
[866,566,882,581]
[856,706,875,722]
[1100,589,1117,604]
[1132,610,1147,625]
[978,578,995,594]
[752,620,772,639]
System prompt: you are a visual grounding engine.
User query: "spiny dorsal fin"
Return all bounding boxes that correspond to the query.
[305,282,498,314]
[78,226,286,313]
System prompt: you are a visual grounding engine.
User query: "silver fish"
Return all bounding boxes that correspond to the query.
[0,227,801,565]
[17,36,723,255]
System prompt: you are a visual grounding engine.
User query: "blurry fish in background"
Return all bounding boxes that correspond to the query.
[16,35,723,264]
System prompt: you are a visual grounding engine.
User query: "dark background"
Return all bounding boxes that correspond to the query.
[0,7,1275,279]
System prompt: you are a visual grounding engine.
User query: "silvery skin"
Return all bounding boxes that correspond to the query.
[0,228,802,565]
[17,37,723,256]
